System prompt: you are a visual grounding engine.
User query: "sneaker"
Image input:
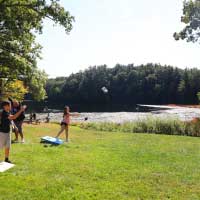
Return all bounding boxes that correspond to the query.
[21,139,25,143]
[65,139,69,143]
[13,139,19,143]
[5,159,12,163]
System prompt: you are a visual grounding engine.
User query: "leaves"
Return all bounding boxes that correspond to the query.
[0,0,74,100]
[0,79,28,101]
[25,68,48,101]
[175,0,200,42]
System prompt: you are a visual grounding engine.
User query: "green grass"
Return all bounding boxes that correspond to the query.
[0,123,200,200]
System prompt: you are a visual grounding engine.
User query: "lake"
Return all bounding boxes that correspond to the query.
[31,107,200,123]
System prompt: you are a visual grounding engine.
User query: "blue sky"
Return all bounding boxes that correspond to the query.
[36,0,200,77]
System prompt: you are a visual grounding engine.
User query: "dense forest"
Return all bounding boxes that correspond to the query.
[45,64,200,111]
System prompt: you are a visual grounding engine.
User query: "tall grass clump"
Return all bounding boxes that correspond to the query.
[74,117,200,137]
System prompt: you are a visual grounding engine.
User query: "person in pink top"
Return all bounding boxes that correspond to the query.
[55,106,79,142]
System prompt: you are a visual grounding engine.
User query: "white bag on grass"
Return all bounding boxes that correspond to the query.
[0,162,15,172]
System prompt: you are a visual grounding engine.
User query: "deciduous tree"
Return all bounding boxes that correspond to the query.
[174,0,200,42]
[0,0,74,100]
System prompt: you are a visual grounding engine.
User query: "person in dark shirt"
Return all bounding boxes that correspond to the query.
[0,101,26,163]
[32,113,36,121]
[11,100,26,143]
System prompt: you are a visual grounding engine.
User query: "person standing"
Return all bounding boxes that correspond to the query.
[0,101,26,163]
[55,106,79,142]
[11,100,26,143]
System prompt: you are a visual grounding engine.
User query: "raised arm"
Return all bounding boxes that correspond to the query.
[8,105,26,120]
[69,112,80,117]
[8,97,14,107]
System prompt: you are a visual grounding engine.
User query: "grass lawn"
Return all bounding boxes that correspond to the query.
[0,123,200,200]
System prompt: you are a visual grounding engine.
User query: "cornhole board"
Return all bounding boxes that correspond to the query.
[41,136,64,145]
[0,162,15,172]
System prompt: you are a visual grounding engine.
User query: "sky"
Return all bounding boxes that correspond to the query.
[36,0,200,78]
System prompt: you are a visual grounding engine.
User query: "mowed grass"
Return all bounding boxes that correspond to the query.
[0,123,200,200]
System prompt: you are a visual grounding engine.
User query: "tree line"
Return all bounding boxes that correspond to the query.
[1,0,200,103]
[46,64,200,109]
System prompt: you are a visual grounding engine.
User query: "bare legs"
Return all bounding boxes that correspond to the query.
[14,121,24,142]
[14,131,18,141]
[14,131,24,141]
[56,125,66,138]
[5,148,9,158]
[56,125,69,141]
[4,148,11,163]
[65,125,69,141]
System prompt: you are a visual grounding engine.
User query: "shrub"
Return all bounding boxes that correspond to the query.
[72,117,200,137]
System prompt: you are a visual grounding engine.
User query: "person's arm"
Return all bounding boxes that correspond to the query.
[8,105,26,120]
[69,112,80,117]
[8,97,14,107]
[11,120,18,131]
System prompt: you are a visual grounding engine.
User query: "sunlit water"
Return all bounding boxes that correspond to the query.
[31,107,200,123]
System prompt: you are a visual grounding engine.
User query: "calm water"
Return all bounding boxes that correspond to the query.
[30,107,200,123]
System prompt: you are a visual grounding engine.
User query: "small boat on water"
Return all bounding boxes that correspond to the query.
[136,104,179,112]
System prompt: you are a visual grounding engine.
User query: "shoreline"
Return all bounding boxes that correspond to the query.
[26,107,200,124]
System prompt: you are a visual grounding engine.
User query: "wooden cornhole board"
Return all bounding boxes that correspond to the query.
[41,136,64,145]
[0,162,15,172]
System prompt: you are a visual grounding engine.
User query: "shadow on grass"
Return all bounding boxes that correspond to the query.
[40,140,60,148]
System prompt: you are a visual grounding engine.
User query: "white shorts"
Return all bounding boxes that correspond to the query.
[0,132,11,149]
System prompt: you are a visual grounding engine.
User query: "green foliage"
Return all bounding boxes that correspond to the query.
[0,0,74,100]
[46,64,200,106]
[1,124,200,199]
[46,77,66,100]
[174,0,200,42]
[1,80,28,101]
[197,91,200,102]
[26,69,48,101]
[75,118,200,137]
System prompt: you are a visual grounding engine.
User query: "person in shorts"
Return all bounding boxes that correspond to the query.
[0,101,26,163]
[12,100,26,143]
[55,106,79,142]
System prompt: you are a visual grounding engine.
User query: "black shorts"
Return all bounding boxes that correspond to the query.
[61,122,68,126]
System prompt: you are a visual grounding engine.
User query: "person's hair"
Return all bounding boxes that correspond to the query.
[1,101,10,108]
[63,106,70,115]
